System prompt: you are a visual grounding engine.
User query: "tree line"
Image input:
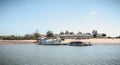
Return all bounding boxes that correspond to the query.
[0,32,40,40]
[0,30,108,40]
[46,30,107,38]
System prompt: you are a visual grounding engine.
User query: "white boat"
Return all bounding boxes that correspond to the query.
[39,35,62,45]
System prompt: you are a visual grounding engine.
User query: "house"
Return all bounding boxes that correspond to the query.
[59,33,93,39]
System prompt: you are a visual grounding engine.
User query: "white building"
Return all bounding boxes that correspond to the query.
[60,34,93,39]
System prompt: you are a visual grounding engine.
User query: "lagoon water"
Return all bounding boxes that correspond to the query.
[0,44,120,65]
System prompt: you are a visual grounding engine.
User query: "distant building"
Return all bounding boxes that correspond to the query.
[45,32,106,39]
[58,33,105,39]
[59,34,93,39]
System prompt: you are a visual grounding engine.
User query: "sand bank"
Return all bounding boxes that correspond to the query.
[62,39,120,45]
[0,40,36,45]
[0,39,120,45]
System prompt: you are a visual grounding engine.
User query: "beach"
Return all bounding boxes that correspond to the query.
[84,39,120,44]
[0,40,36,45]
[62,39,120,45]
[0,39,120,45]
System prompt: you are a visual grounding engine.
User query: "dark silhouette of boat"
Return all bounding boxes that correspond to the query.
[69,41,92,46]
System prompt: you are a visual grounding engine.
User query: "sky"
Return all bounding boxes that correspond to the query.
[0,0,120,36]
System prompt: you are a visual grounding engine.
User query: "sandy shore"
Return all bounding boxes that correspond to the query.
[84,39,120,44]
[0,40,36,45]
[0,39,120,45]
[62,39,120,45]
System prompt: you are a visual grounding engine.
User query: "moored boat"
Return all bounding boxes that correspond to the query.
[69,41,92,46]
[38,35,62,45]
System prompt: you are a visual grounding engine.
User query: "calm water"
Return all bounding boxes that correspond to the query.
[0,44,120,65]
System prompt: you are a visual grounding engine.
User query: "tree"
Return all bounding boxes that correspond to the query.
[77,31,82,35]
[9,35,15,40]
[107,36,112,39]
[116,36,120,38]
[15,36,24,40]
[3,35,16,40]
[65,30,69,34]
[70,32,74,35]
[46,31,54,38]
[34,30,40,42]
[86,33,91,35]
[24,34,31,40]
[0,36,3,40]
[102,33,107,37]
[34,32,40,39]
[60,31,64,35]
[92,30,97,38]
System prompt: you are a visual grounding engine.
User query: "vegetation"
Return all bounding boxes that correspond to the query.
[69,32,74,35]
[0,30,40,40]
[107,36,112,39]
[46,31,54,38]
[0,36,3,40]
[102,33,107,37]
[115,36,120,38]
[60,31,64,35]
[34,30,40,42]
[77,32,82,35]
[23,34,35,40]
[92,30,97,38]
[65,30,69,34]
[0,30,110,40]
[0,34,36,40]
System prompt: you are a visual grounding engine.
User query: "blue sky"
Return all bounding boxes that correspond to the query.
[0,0,120,36]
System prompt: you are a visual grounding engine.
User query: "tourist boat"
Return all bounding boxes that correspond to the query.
[69,41,92,46]
[38,36,62,45]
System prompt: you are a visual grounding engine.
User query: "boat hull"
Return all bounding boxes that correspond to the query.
[69,42,92,46]
[39,40,62,45]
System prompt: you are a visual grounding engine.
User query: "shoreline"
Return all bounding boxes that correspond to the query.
[0,39,120,45]
[62,39,120,45]
[0,40,37,45]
